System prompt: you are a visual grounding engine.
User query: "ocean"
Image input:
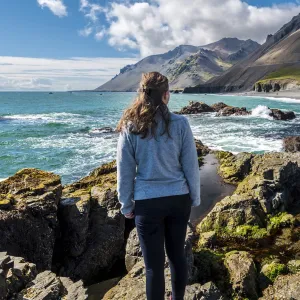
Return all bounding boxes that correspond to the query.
[1,92,300,184]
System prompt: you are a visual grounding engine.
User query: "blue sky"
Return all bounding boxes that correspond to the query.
[0,0,299,91]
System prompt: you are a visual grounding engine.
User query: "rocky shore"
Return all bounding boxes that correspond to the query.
[175,101,296,120]
[1,134,300,299]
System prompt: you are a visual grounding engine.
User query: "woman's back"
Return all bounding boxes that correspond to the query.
[117,109,200,214]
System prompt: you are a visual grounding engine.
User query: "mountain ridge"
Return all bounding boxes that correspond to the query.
[95,38,260,92]
[183,13,300,93]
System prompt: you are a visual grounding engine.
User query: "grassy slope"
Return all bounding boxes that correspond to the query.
[258,67,300,83]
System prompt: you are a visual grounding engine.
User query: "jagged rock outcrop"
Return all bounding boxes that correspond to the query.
[57,163,125,283]
[198,152,300,247]
[0,169,62,270]
[284,136,300,152]
[0,253,87,300]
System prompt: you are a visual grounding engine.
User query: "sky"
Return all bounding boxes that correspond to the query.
[0,0,299,91]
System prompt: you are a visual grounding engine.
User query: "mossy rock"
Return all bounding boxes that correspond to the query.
[0,168,61,197]
[258,261,288,290]
[197,193,267,234]
[193,249,231,296]
[287,260,300,274]
[64,161,117,193]
[215,152,254,184]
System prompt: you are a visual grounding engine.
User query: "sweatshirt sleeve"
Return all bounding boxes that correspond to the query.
[117,129,137,215]
[180,117,201,207]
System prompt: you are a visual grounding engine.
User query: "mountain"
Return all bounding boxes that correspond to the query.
[95,38,260,92]
[184,13,300,93]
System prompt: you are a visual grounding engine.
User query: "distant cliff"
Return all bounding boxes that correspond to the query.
[95,38,260,92]
[184,13,300,94]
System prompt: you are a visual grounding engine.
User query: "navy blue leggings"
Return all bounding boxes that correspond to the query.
[134,193,192,300]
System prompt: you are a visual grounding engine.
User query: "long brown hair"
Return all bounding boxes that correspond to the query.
[116,72,171,139]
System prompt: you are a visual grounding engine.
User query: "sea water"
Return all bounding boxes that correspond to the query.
[1,92,300,184]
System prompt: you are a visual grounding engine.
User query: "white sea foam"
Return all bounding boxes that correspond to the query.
[251,105,273,120]
[2,112,85,123]
[245,95,300,104]
[0,178,8,182]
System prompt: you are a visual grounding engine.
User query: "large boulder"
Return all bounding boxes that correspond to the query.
[260,273,300,299]
[0,169,62,270]
[284,136,300,152]
[57,163,125,283]
[176,101,214,114]
[225,251,258,300]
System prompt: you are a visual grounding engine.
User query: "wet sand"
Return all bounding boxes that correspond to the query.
[190,153,236,225]
[231,89,300,100]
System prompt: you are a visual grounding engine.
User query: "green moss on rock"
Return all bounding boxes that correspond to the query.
[260,262,288,283]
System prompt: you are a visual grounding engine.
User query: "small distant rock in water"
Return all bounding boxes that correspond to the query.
[216,106,249,117]
[211,102,229,112]
[175,101,214,114]
[284,136,300,152]
[270,109,296,121]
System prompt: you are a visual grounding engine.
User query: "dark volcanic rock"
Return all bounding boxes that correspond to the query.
[211,102,229,112]
[176,101,214,114]
[216,106,250,117]
[284,136,300,152]
[270,109,296,120]
[0,169,62,270]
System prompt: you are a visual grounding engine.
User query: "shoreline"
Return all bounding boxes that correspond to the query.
[190,153,236,224]
[228,89,300,100]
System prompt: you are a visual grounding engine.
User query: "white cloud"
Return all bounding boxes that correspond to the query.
[80,0,104,22]
[37,0,67,17]
[95,28,106,40]
[0,56,138,91]
[79,26,93,37]
[80,0,300,57]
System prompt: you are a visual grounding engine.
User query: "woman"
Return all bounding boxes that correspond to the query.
[116,72,201,300]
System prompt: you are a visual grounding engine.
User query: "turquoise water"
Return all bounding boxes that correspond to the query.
[1,92,300,184]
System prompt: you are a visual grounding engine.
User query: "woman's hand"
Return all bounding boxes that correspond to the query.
[125,211,135,219]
